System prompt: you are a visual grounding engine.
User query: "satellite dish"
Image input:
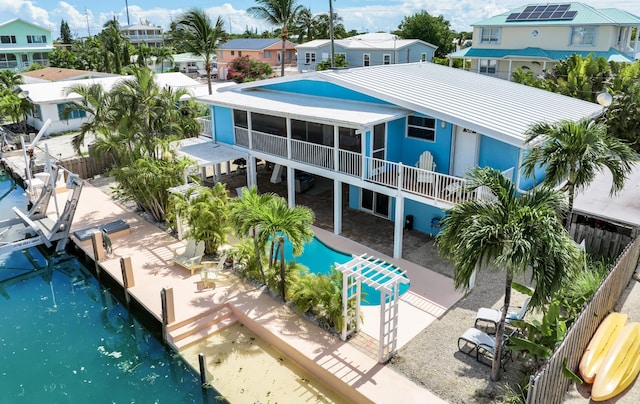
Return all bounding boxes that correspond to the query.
[596,92,612,107]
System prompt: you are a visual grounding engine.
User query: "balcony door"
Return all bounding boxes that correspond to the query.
[361,189,390,218]
[452,126,479,178]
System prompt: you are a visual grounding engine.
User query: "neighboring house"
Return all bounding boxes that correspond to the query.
[172,52,207,74]
[21,67,118,84]
[217,38,296,78]
[449,2,640,80]
[296,33,437,72]
[120,23,164,48]
[18,72,203,135]
[0,18,53,71]
[187,62,602,258]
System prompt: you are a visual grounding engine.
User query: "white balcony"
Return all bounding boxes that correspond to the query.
[234,128,482,206]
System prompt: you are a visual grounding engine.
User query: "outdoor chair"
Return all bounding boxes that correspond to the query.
[415,150,436,184]
[172,240,205,275]
[457,327,514,369]
[474,297,530,333]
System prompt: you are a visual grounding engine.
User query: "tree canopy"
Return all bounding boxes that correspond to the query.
[394,11,455,58]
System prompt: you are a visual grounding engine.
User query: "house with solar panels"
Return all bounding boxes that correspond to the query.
[217,38,297,79]
[449,2,640,80]
[182,62,604,258]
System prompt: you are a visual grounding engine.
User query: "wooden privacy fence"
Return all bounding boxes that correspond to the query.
[58,155,108,179]
[569,222,632,259]
[526,237,640,404]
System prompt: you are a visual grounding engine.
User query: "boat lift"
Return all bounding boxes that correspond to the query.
[0,161,83,256]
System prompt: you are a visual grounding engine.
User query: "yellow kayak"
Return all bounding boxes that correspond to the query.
[579,312,627,384]
[591,322,640,401]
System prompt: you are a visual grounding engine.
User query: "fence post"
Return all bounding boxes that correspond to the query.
[120,256,134,308]
[160,287,175,344]
[91,230,106,262]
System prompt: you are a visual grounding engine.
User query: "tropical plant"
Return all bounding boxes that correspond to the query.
[226,56,273,82]
[60,19,72,44]
[98,19,130,74]
[63,83,114,153]
[174,9,225,95]
[153,47,175,73]
[546,54,612,102]
[0,91,33,133]
[49,48,79,69]
[394,11,455,58]
[293,7,316,43]
[0,70,23,90]
[437,166,582,381]
[522,118,637,225]
[248,0,303,77]
[316,54,347,70]
[168,183,230,255]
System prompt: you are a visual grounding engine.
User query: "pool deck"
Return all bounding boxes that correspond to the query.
[59,182,461,403]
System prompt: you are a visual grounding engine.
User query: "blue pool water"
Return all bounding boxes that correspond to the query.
[283,236,410,305]
[0,171,217,402]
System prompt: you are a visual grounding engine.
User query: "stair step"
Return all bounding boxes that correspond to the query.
[172,315,238,350]
[167,304,230,332]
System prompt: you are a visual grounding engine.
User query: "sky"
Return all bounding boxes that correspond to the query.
[2,0,640,39]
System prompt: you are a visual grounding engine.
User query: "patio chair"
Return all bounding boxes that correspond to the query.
[415,150,436,184]
[474,297,530,333]
[457,327,513,369]
[173,240,206,275]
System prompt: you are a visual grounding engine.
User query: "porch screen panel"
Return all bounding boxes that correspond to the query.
[251,113,286,136]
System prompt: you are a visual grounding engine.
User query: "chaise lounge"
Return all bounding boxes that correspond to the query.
[474,297,530,333]
[457,327,513,369]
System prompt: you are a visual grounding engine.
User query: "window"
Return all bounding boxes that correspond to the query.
[292,119,334,146]
[383,54,391,65]
[57,103,86,120]
[251,113,286,136]
[263,51,272,58]
[363,54,370,67]
[1,35,16,44]
[479,59,497,74]
[305,52,316,64]
[479,27,501,44]
[26,35,47,44]
[32,52,49,65]
[233,110,248,129]
[238,51,242,57]
[407,115,436,141]
[421,53,427,62]
[570,26,596,46]
[231,50,235,56]
[339,127,360,151]
[33,105,42,120]
[0,54,17,68]
[277,51,282,63]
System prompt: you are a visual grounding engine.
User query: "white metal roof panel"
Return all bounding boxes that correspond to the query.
[175,136,248,167]
[309,62,604,147]
[197,88,408,128]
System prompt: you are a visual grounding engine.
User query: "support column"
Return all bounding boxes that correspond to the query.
[393,194,404,259]
[287,165,295,208]
[508,59,513,81]
[247,155,257,188]
[334,179,342,235]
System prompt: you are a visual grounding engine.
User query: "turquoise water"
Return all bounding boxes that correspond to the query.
[283,236,410,305]
[0,171,219,402]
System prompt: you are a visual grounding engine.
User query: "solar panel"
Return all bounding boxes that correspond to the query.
[505,3,577,22]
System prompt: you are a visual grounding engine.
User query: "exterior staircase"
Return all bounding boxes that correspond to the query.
[166,304,237,350]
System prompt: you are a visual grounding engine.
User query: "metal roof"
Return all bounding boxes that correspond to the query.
[219,38,283,50]
[474,2,640,26]
[197,86,408,129]
[573,163,640,228]
[175,137,248,167]
[296,38,436,51]
[449,46,634,63]
[18,72,202,103]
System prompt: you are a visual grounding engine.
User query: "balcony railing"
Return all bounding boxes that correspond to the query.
[234,128,480,205]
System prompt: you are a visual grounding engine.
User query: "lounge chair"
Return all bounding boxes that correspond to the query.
[173,240,205,275]
[474,297,531,333]
[458,327,513,369]
[415,150,436,184]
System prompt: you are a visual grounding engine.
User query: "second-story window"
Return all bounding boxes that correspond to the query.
[1,35,16,44]
[407,115,436,141]
[305,52,316,64]
[383,54,391,65]
[480,27,501,44]
[570,26,596,46]
[27,35,47,44]
[363,54,371,66]
[233,110,248,129]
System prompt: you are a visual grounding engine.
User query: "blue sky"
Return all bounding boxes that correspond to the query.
[2,0,639,38]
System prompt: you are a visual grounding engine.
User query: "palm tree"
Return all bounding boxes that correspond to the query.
[174,9,225,95]
[248,0,303,77]
[0,70,23,90]
[522,118,637,226]
[153,47,174,73]
[294,7,315,43]
[437,167,581,381]
[63,83,114,153]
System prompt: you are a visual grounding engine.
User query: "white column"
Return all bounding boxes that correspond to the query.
[393,194,404,259]
[286,117,292,160]
[247,155,257,187]
[508,59,513,81]
[334,179,342,235]
[634,26,640,54]
[287,165,295,208]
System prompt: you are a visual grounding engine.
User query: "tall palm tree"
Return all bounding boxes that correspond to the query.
[174,9,225,95]
[248,0,303,77]
[153,47,174,73]
[63,83,114,153]
[437,167,581,381]
[294,7,315,43]
[522,118,637,226]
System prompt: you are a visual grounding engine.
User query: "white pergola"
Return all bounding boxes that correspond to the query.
[335,253,410,363]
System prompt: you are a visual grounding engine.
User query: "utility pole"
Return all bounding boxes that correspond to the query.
[329,0,335,68]
[125,0,131,25]
[85,8,91,36]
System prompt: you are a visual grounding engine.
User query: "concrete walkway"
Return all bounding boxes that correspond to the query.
[62,182,456,403]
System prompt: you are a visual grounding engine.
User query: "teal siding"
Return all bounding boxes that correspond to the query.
[518,149,547,190]
[478,135,520,181]
[259,80,392,105]
[213,106,234,145]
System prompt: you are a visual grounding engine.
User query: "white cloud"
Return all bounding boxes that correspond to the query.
[0,0,53,30]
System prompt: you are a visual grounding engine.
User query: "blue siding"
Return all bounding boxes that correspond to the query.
[478,135,520,181]
[390,117,452,174]
[213,106,234,145]
[259,80,391,105]
[404,199,446,235]
[385,118,405,163]
[518,149,547,190]
[348,185,360,210]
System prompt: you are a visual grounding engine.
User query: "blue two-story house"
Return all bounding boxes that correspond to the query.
[189,62,603,258]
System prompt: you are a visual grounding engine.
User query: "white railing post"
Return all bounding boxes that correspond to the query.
[397,162,403,192]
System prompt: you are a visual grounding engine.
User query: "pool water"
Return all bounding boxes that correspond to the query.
[283,236,410,305]
[0,172,219,402]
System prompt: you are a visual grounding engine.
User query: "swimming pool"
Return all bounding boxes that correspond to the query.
[283,236,410,305]
[0,172,221,402]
